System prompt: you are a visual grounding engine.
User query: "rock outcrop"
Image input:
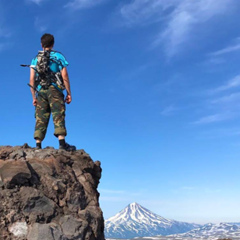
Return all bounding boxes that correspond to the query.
[0,144,105,240]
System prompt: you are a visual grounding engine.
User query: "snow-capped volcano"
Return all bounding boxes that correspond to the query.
[105,202,200,239]
[107,202,172,226]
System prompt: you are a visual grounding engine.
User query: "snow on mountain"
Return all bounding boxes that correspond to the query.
[170,222,240,239]
[130,222,240,240]
[229,222,240,226]
[104,202,200,239]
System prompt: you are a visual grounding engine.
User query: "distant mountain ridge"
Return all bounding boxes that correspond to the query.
[229,222,240,226]
[131,222,240,240]
[170,222,240,239]
[104,202,200,239]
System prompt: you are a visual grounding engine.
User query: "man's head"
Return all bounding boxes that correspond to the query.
[41,33,54,49]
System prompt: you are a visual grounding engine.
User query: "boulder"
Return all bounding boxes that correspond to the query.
[0,145,105,240]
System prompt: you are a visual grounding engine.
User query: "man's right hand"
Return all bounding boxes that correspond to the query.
[33,98,37,106]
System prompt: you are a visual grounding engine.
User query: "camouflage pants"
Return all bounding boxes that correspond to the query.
[34,85,67,141]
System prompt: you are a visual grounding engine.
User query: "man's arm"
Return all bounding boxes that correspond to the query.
[61,67,72,104]
[30,68,37,106]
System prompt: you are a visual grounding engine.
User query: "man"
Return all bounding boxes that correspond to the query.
[30,33,76,151]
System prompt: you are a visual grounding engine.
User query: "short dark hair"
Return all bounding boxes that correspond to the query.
[41,33,54,48]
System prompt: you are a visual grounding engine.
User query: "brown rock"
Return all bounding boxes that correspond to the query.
[0,160,32,188]
[0,145,105,240]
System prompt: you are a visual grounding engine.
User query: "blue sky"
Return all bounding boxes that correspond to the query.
[1,0,240,224]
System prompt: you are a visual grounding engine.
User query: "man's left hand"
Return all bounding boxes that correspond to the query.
[65,95,72,104]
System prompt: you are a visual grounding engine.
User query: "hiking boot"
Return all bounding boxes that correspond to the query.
[59,143,76,151]
[35,146,42,150]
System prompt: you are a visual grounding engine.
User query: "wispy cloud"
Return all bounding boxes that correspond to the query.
[65,0,107,10]
[193,93,240,124]
[0,5,12,52]
[0,25,11,39]
[211,92,240,104]
[119,0,176,27]
[193,113,233,125]
[161,105,178,116]
[193,95,240,124]
[34,17,48,33]
[210,38,240,57]
[119,0,235,57]
[205,38,240,66]
[157,0,234,57]
[27,0,44,5]
[210,75,240,93]
[0,42,12,52]
[197,127,240,140]
[193,74,240,125]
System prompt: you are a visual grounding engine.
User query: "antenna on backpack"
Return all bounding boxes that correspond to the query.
[20,64,30,67]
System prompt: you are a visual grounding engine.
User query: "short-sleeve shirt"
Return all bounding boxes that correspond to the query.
[31,50,69,72]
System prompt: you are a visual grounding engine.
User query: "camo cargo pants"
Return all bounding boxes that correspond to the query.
[34,85,67,141]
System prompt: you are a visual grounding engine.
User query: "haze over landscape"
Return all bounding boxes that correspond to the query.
[0,0,240,225]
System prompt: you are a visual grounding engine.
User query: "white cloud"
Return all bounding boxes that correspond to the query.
[119,0,235,57]
[34,17,48,33]
[211,92,240,104]
[0,3,11,39]
[158,0,234,57]
[0,6,12,52]
[119,0,177,27]
[0,28,5,38]
[27,0,44,5]
[0,42,12,52]
[161,105,178,116]
[65,0,107,10]
[210,75,240,93]
[194,85,240,125]
[212,43,240,56]
[210,38,240,57]
[193,113,232,124]
[197,127,240,139]
[194,75,240,125]
[206,38,240,65]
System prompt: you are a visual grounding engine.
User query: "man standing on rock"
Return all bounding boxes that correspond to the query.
[29,33,76,151]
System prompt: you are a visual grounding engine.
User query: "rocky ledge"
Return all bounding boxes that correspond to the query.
[0,144,105,240]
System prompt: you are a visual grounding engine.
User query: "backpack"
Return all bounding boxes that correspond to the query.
[36,50,50,77]
[21,50,65,92]
[35,50,65,90]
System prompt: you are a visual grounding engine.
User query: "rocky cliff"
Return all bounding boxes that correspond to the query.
[0,144,105,240]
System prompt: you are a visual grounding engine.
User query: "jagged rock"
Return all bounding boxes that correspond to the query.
[0,160,32,188]
[21,187,56,223]
[59,215,88,239]
[0,145,105,240]
[8,221,28,237]
[27,223,66,240]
